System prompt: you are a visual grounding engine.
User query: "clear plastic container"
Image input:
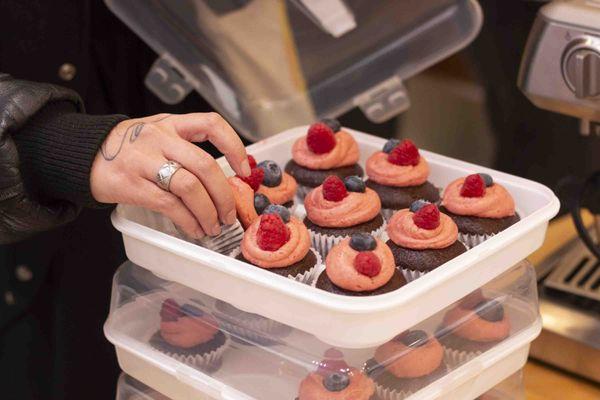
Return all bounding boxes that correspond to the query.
[104,0,482,140]
[105,261,540,400]
[111,126,559,348]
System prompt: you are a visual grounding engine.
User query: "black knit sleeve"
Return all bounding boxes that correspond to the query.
[12,101,128,208]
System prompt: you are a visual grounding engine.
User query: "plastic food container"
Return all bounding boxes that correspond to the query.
[105,261,540,400]
[104,0,482,140]
[111,127,559,348]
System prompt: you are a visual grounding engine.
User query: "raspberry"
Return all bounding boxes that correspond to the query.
[387,139,420,166]
[460,174,485,198]
[238,167,264,191]
[306,122,336,154]
[412,203,440,230]
[322,176,348,202]
[256,214,290,251]
[160,298,183,322]
[354,251,381,277]
[247,155,257,169]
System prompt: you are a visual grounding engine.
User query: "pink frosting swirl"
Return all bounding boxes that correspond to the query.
[325,238,395,292]
[241,216,311,269]
[366,151,429,187]
[292,131,359,170]
[298,368,375,400]
[387,209,458,250]
[305,187,381,228]
[443,304,511,342]
[442,178,516,218]
[257,172,297,205]
[374,335,443,378]
[160,315,219,348]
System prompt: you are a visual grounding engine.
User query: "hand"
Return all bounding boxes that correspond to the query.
[90,112,250,239]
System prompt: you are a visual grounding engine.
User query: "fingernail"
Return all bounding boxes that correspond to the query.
[225,210,237,225]
[241,159,251,177]
[211,224,222,236]
[194,229,205,240]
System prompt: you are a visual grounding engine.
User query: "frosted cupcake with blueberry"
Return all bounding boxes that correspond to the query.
[366,139,439,220]
[304,175,385,257]
[285,119,364,199]
[149,299,228,372]
[386,200,466,282]
[231,206,321,284]
[441,173,520,247]
[364,330,448,399]
[315,233,406,296]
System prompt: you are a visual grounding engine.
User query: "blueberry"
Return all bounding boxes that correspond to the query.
[323,372,350,392]
[475,300,504,322]
[409,199,430,213]
[343,176,365,193]
[254,193,271,215]
[349,233,376,251]
[257,160,282,187]
[180,304,205,317]
[478,173,494,187]
[396,330,428,347]
[263,204,290,223]
[382,139,400,153]
[321,118,341,133]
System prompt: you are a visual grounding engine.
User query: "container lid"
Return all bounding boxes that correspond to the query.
[104,0,482,140]
[105,261,540,400]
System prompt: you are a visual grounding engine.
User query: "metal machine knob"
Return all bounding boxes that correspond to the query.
[563,47,600,98]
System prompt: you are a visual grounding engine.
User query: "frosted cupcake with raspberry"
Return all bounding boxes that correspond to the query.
[304,175,385,257]
[437,291,511,366]
[149,299,228,372]
[231,207,321,284]
[386,200,466,282]
[441,173,520,247]
[315,234,406,296]
[366,139,439,220]
[285,119,364,199]
[297,349,377,400]
[364,330,448,399]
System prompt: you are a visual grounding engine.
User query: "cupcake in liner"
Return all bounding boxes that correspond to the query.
[296,349,377,400]
[251,156,299,211]
[232,209,322,285]
[437,291,511,367]
[285,120,364,202]
[365,139,440,221]
[364,330,449,400]
[304,175,386,258]
[149,299,229,373]
[440,173,520,248]
[315,234,407,297]
[385,201,467,283]
[213,300,292,346]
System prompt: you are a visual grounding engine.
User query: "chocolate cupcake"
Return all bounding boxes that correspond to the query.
[364,330,448,399]
[231,208,321,285]
[149,299,228,373]
[365,139,439,220]
[386,201,467,282]
[297,349,377,400]
[437,291,511,366]
[315,234,407,296]
[304,175,386,257]
[441,173,520,248]
[284,120,364,199]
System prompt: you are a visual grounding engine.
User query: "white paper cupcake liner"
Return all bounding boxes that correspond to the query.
[374,382,413,400]
[399,268,426,283]
[458,232,493,249]
[308,219,387,259]
[443,346,481,368]
[381,208,396,221]
[160,334,229,371]
[229,247,322,285]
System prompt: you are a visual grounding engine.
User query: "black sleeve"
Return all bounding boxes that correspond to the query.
[13,101,128,208]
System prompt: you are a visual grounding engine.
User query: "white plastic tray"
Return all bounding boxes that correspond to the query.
[112,126,559,348]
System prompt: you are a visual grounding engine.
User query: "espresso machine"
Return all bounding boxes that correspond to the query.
[518,0,600,382]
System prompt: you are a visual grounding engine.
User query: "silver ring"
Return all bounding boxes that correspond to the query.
[156,161,182,191]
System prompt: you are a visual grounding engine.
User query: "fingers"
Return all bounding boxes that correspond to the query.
[135,179,205,239]
[162,140,236,227]
[160,112,250,177]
